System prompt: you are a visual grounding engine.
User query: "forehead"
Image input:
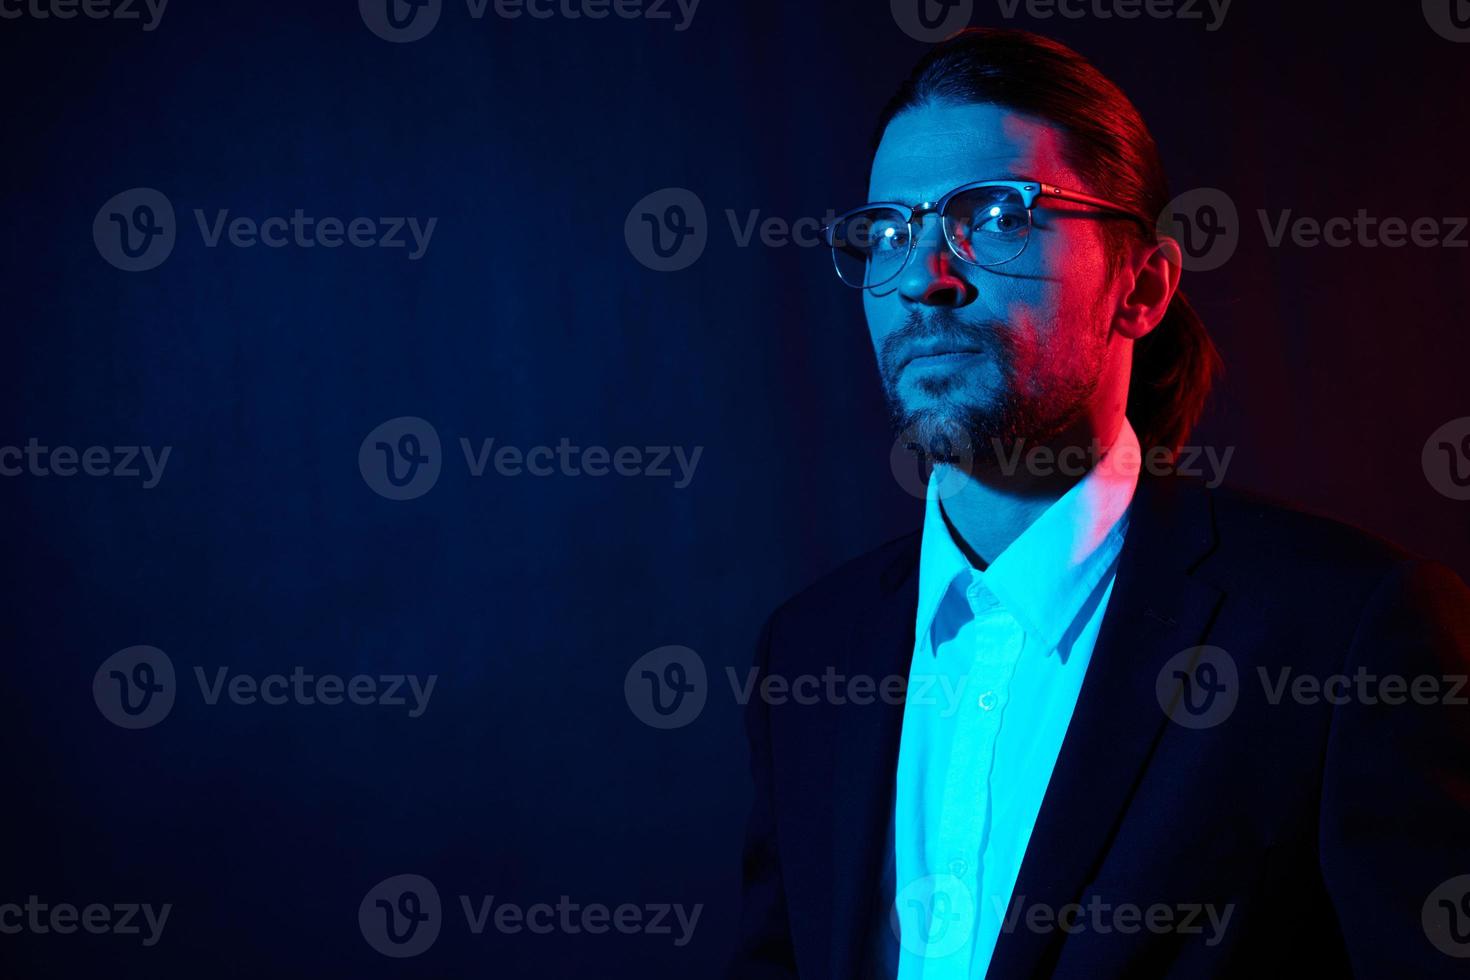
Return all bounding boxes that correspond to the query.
[869,101,1079,202]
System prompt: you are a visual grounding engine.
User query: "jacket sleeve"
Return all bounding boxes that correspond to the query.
[1320,558,1470,976]
[727,611,801,978]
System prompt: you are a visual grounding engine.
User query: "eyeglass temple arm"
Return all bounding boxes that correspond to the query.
[1037,184,1153,227]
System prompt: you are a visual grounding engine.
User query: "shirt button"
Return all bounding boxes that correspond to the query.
[978,690,998,711]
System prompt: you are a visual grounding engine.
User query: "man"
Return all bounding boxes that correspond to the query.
[728,28,1470,979]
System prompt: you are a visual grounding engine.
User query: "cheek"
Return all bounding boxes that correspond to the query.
[862,290,897,349]
[1026,222,1111,318]
[998,231,1111,387]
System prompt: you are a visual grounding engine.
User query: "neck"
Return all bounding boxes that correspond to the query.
[937,411,1126,567]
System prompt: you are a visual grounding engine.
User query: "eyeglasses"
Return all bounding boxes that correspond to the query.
[821,178,1152,289]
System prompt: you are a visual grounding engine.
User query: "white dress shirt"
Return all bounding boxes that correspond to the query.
[891,419,1141,978]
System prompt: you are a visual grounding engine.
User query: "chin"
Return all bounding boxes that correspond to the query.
[895,391,1073,468]
[893,399,989,462]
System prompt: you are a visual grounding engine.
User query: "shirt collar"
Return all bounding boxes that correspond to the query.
[914,417,1142,659]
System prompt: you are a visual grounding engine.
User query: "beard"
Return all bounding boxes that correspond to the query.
[879,308,1101,469]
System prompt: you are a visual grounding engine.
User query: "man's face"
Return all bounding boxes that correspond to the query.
[865,100,1121,461]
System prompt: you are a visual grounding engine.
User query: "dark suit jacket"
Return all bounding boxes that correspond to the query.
[728,474,1470,978]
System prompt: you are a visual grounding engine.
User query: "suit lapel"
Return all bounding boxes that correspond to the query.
[986,474,1224,977]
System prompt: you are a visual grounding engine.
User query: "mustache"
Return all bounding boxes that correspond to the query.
[878,311,1012,377]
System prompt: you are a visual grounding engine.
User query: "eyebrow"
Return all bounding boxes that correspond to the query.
[866,175,1034,204]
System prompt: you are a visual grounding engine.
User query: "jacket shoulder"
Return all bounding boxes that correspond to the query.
[763,530,919,633]
[1205,482,1415,578]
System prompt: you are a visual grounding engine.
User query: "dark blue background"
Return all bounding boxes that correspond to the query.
[2,1,1467,976]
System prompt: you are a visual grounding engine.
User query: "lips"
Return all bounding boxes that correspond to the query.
[900,345,985,372]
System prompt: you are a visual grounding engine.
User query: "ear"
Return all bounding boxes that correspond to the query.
[1113,235,1182,341]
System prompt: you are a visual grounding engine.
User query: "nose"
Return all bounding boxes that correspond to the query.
[898,216,975,307]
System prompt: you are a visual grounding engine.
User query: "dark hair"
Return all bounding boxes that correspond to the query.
[875,28,1221,456]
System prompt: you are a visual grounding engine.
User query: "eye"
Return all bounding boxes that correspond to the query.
[832,208,909,257]
[972,202,1028,236]
[869,220,910,252]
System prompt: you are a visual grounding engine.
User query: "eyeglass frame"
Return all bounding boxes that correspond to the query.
[820,178,1155,290]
